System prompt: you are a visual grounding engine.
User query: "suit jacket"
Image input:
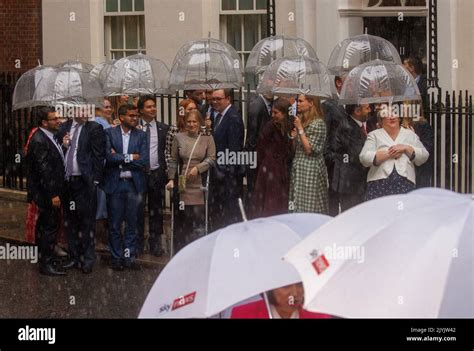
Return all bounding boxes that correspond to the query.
[212,105,245,177]
[230,300,333,319]
[26,129,65,207]
[331,116,368,195]
[245,95,271,153]
[323,98,347,179]
[57,120,106,186]
[103,126,149,194]
[417,74,429,113]
[414,121,434,188]
[140,119,169,180]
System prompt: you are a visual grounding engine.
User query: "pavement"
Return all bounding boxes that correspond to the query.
[0,187,170,318]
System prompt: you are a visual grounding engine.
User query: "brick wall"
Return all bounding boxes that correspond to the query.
[0,0,42,72]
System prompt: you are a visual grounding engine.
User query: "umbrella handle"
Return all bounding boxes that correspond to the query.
[263,292,273,319]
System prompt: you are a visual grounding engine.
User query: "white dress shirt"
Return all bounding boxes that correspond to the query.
[39,127,65,163]
[120,126,133,179]
[359,127,429,184]
[66,121,83,176]
[143,120,159,171]
[215,104,232,130]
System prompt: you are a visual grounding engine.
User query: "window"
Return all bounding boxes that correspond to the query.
[104,0,145,59]
[366,0,426,6]
[220,0,268,89]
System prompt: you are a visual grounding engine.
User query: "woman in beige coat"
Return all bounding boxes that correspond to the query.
[166,110,216,252]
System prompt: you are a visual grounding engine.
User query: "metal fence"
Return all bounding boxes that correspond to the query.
[1,71,473,193]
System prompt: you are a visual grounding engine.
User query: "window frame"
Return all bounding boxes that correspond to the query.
[104,15,146,60]
[104,0,145,15]
[220,0,267,14]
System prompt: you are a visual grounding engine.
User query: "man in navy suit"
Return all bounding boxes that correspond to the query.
[57,111,106,273]
[103,104,149,271]
[26,106,66,276]
[209,89,244,231]
[137,96,169,257]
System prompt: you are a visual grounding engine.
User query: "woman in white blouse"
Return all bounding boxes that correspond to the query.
[359,110,429,200]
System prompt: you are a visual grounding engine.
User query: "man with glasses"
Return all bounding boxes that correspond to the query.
[103,104,149,271]
[26,106,67,276]
[209,89,244,231]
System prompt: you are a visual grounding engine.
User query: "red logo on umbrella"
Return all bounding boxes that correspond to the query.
[171,292,197,311]
[312,254,329,275]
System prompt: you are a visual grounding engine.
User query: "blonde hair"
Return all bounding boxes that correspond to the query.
[300,95,324,128]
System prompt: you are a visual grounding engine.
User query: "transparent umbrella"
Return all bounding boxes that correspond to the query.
[58,60,94,73]
[256,55,332,98]
[246,35,318,79]
[13,66,102,110]
[89,60,116,90]
[169,48,243,91]
[173,38,243,75]
[327,34,401,76]
[103,53,170,96]
[339,60,421,105]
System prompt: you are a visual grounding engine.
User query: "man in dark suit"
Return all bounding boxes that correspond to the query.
[26,106,66,276]
[244,93,273,213]
[103,104,149,270]
[331,104,371,212]
[403,57,428,112]
[57,112,106,274]
[323,76,348,216]
[209,88,245,231]
[137,96,169,257]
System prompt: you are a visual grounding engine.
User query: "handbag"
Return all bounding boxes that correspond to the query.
[179,134,201,193]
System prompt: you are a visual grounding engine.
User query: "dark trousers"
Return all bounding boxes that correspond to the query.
[339,192,364,213]
[328,187,340,216]
[174,205,205,254]
[209,172,243,232]
[106,180,143,264]
[64,177,97,268]
[36,203,61,265]
[244,167,257,213]
[137,169,166,253]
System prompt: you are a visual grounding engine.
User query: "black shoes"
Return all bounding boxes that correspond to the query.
[62,259,79,270]
[124,260,141,271]
[39,264,67,276]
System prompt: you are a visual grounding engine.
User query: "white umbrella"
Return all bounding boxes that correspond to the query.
[139,213,331,318]
[284,188,473,318]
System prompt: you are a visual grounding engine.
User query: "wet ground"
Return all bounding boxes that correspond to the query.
[0,189,166,318]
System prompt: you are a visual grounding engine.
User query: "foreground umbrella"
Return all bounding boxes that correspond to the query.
[139,213,331,318]
[13,66,102,110]
[246,35,318,79]
[173,38,243,74]
[103,53,170,96]
[327,34,401,76]
[339,59,420,105]
[284,188,473,318]
[169,48,243,91]
[256,55,332,98]
[89,60,116,90]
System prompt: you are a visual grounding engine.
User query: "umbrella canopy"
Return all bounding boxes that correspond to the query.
[58,60,94,73]
[103,53,170,96]
[327,34,402,76]
[173,38,243,74]
[256,55,332,98]
[89,60,116,89]
[339,60,421,105]
[12,65,102,110]
[284,188,473,318]
[139,213,331,318]
[169,48,243,91]
[246,35,318,78]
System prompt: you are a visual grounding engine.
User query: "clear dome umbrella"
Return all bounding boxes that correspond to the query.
[102,53,170,96]
[339,60,421,105]
[89,60,116,90]
[327,34,402,76]
[58,60,94,73]
[12,65,103,110]
[246,35,318,79]
[256,55,332,98]
[169,48,243,90]
[173,38,243,75]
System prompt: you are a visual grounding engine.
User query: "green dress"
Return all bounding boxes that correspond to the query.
[290,118,329,214]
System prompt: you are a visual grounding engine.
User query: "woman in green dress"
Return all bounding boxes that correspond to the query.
[289,94,329,214]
